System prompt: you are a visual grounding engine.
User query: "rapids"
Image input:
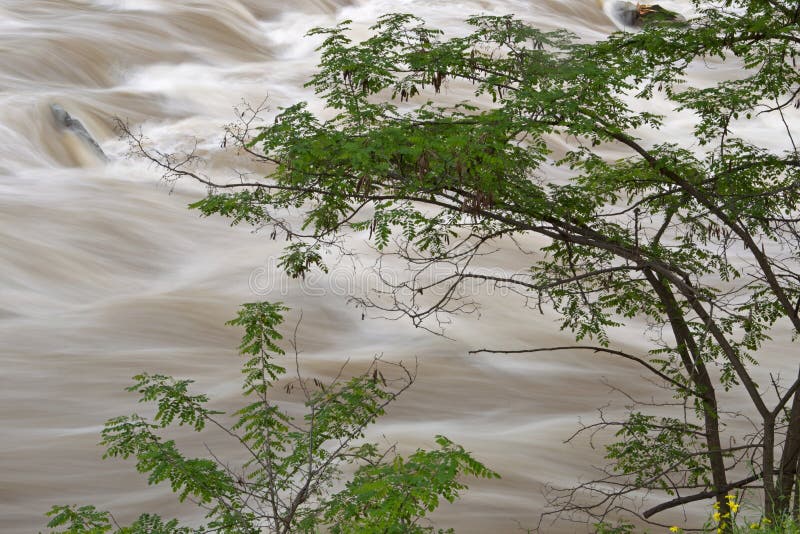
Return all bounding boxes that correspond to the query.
[0,1,792,532]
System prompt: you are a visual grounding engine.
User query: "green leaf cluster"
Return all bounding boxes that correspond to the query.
[45,303,496,533]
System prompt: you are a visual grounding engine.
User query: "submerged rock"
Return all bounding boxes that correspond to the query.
[49,104,108,163]
[610,2,686,28]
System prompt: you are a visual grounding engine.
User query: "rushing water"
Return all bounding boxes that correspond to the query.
[1,1,794,532]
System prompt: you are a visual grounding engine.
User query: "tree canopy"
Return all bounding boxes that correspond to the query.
[124,0,800,531]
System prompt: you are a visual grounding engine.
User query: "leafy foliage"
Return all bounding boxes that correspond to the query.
[322,435,499,534]
[46,505,114,534]
[124,0,800,530]
[605,413,710,494]
[45,303,496,533]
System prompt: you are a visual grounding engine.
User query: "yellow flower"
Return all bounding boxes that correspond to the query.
[762,517,771,524]
[726,494,736,502]
[729,502,740,513]
[669,527,681,533]
[750,523,759,530]
[714,501,720,510]
[713,512,721,522]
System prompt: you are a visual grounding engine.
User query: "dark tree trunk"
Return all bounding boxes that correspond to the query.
[777,374,800,516]
[645,271,732,530]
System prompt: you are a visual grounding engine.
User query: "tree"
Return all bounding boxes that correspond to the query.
[45,302,497,533]
[121,0,800,530]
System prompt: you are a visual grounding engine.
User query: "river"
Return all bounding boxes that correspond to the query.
[0,1,789,532]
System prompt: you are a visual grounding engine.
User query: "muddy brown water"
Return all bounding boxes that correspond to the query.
[0,1,795,532]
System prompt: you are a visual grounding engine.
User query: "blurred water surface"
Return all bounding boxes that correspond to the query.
[0,1,788,532]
